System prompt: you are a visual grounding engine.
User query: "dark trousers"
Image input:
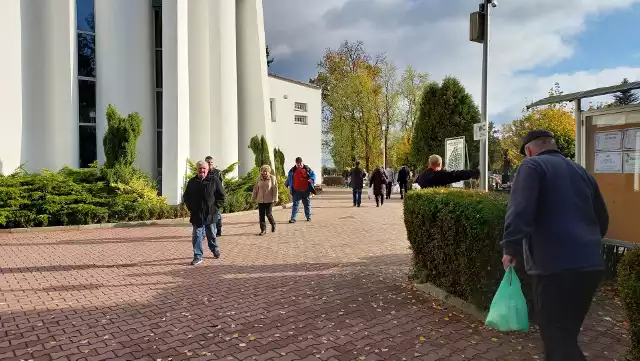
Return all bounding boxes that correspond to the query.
[533,270,602,361]
[399,182,408,199]
[375,194,384,206]
[258,203,275,231]
[216,212,222,236]
[352,189,362,206]
[385,183,392,199]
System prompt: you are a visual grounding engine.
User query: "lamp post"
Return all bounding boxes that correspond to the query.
[470,0,496,191]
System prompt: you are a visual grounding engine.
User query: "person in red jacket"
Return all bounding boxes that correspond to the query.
[284,157,316,223]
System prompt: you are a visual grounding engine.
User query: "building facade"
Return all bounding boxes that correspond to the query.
[0,0,321,205]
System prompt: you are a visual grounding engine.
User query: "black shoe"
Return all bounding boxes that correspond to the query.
[213,251,220,259]
[259,230,266,236]
[191,258,203,266]
[306,218,311,222]
[289,219,296,223]
[271,223,276,232]
[216,233,222,237]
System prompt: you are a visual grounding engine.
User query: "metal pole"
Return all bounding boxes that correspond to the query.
[479,0,490,191]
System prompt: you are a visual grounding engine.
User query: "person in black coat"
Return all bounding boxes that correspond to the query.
[416,155,479,188]
[205,156,224,236]
[183,160,226,265]
[369,167,388,207]
[397,165,410,199]
[350,161,365,207]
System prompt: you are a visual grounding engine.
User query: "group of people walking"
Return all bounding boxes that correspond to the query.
[182,156,316,265]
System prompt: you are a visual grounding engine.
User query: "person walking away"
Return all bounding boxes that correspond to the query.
[369,167,387,207]
[252,165,278,235]
[385,167,395,199]
[416,155,479,188]
[501,130,608,361]
[205,156,223,237]
[343,168,351,188]
[285,157,316,223]
[350,161,365,207]
[183,160,225,265]
[397,165,410,199]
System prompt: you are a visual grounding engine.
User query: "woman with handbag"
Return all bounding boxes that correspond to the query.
[252,165,278,235]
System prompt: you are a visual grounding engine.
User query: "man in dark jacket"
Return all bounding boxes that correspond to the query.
[205,156,224,236]
[183,160,226,266]
[285,157,316,222]
[397,165,410,199]
[501,130,609,361]
[350,161,365,207]
[416,155,479,188]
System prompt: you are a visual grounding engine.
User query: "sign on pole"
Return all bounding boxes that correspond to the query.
[445,136,466,188]
[474,122,488,141]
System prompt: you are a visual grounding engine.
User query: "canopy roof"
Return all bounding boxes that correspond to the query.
[526,81,640,109]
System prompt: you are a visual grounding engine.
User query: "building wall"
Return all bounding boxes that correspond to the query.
[268,76,323,184]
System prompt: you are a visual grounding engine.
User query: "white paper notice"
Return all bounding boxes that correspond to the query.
[594,152,622,173]
[595,130,623,151]
[623,152,640,174]
[623,128,640,150]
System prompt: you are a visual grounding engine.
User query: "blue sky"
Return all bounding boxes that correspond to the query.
[264,0,640,127]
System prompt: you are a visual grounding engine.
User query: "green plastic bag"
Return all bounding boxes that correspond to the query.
[485,265,529,332]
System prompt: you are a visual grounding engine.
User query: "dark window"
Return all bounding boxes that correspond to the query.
[155,91,163,129]
[155,50,163,88]
[76,0,95,32]
[79,124,97,168]
[77,33,96,78]
[156,131,163,169]
[79,80,96,124]
[154,9,162,47]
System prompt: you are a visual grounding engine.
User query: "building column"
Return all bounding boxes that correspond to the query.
[210,0,239,176]
[162,0,191,205]
[95,0,155,174]
[20,0,78,172]
[188,0,211,162]
[236,0,272,174]
[0,0,23,175]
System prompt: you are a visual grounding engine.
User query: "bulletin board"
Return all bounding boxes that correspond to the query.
[585,110,640,244]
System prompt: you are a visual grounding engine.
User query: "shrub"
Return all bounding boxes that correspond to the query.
[248,135,272,168]
[274,147,286,178]
[619,247,640,361]
[103,104,143,168]
[403,188,528,311]
[322,176,344,187]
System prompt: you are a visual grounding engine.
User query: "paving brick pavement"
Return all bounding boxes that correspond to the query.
[0,188,629,361]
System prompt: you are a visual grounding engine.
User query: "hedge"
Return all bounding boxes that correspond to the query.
[619,247,640,361]
[322,176,344,187]
[403,188,531,311]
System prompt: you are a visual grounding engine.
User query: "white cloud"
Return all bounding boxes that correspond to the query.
[263,0,640,123]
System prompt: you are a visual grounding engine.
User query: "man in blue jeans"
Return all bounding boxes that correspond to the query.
[285,157,316,223]
[183,160,225,265]
[205,156,223,236]
[350,161,365,207]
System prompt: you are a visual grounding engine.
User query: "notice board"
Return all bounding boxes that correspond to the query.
[585,110,640,244]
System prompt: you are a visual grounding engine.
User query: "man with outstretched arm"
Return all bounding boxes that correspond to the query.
[415,155,479,188]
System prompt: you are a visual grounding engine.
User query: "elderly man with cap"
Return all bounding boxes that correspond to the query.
[500,129,609,361]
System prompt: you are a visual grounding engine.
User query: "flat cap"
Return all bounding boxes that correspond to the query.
[520,129,555,155]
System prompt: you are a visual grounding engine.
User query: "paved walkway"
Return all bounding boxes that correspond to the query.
[0,188,629,361]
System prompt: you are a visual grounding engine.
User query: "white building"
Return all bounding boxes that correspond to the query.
[0,0,321,205]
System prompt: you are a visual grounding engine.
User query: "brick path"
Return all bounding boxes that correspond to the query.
[0,188,629,361]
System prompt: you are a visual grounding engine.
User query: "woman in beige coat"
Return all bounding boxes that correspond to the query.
[252,165,279,235]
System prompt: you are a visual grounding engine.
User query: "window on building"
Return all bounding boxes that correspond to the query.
[153,7,163,184]
[77,0,96,168]
[270,98,276,122]
[294,115,308,125]
[294,102,308,112]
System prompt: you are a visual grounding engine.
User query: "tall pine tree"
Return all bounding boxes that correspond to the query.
[613,78,639,106]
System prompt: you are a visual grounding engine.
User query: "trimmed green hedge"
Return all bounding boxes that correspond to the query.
[619,247,640,361]
[403,188,529,311]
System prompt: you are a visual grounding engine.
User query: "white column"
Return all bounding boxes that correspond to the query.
[236,0,272,174]
[188,0,211,161]
[20,0,78,172]
[0,0,23,175]
[162,0,191,205]
[210,0,239,176]
[95,0,155,175]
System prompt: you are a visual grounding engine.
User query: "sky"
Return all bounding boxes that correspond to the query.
[263,0,640,126]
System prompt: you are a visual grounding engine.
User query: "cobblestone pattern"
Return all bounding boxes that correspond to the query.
[0,188,629,360]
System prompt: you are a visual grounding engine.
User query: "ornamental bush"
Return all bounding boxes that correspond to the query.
[618,247,640,361]
[403,188,531,311]
[103,104,143,168]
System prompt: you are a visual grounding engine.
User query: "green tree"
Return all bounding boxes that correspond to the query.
[273,147,285,177]
[248,135,271,168]
[266,45,274,68]
[612,78,639,106]
[378,59,400,168]
[409,77,480,170]
[488,121,504,171]
[398,65,429,144]
[103,104,143,168]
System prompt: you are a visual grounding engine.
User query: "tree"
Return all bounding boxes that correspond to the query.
[377,58,399,168]
[266,45,274,68]
[248,135,272,168]
[103,104,143,168]
[409,77,480,170]
[612,78,639,106]
[488,121,504,171]
[312,40,384,171]
[273,147,285,177]
[398,65,429,143]
[500,106,576,168]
